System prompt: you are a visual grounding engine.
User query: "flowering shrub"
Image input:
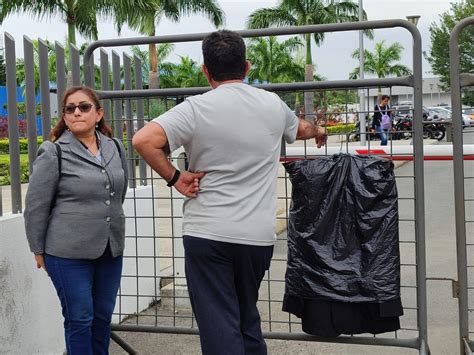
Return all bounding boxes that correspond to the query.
[0,116,28,138]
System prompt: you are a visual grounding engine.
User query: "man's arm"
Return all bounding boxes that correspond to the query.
[132,122,204,198]
[296,119,327,148]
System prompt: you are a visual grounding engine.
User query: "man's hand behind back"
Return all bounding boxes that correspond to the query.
[175,171,205,198]
[315,126,327,148]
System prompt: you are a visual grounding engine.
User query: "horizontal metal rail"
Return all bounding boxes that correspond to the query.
[95,76,412,99]
[111,324,420,349]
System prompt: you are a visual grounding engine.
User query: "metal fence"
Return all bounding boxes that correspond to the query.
[2,19,430,353]
[450,15,474,355]
[81,19,429,354]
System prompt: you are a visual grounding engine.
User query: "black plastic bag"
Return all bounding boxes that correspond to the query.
[283,154,400,302]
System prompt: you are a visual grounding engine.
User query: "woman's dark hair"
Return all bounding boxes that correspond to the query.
[202,30,246,82]
[49,86,113,141]
[381,95,390,101]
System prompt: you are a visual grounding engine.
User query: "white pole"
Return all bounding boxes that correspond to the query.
[358,0,366,145]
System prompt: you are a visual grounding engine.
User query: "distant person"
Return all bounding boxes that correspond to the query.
[372,95,392,146]
[24,86,128,355]
[133,30,327,355]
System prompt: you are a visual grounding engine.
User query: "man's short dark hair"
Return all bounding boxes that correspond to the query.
[381,95,390,101]
[202,30,246,82]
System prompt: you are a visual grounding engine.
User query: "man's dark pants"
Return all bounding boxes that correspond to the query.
[183,235,274,355]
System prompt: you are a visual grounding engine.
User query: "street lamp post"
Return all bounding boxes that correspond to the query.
[406,15,421,26]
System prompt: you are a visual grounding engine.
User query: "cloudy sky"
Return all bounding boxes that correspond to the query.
[0,0,456,80]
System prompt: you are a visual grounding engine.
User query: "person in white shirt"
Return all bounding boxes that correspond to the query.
[133,30,326,355]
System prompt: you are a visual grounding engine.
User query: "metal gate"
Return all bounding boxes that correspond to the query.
[81,19,429,354]
[450,15,474,355]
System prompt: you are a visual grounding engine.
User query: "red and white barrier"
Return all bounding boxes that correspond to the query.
[283,145,474,161]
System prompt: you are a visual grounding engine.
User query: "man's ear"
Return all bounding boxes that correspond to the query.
[244,60,251,77]
[202,64,211,82]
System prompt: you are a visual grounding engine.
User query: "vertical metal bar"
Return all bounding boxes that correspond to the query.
[55,41,66,115]
[133,54,147,186]
[70,44,81,86]
[408,21,429,354]
[23,36,38,173]
[100,49,112,126]
[88,52,95,88]
[450,16,474,355]
[358,0,366,146]
[4,33,22,214]
[38,39,51,140]
[112,51,123,140]
[123,53,136,189]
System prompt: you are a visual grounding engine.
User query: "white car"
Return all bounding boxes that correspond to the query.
[427,106,471,127]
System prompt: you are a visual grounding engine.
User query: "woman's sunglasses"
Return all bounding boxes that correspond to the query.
[63,103,95,114]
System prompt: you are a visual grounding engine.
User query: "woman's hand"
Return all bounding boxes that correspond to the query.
[34,254,46,270]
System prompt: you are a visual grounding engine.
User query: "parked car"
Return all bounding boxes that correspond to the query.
[462,107,474,121]
[427,106,471,127]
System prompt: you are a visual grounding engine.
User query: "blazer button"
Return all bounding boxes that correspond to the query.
[106,217,111,222]
[105,184,110,189]
[105,200,111,205]
[101,169,106,173]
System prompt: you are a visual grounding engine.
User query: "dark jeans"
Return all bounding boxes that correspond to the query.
[183,236,274,355]
[44,249,123,355]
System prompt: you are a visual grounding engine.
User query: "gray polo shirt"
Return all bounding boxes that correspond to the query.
[153,82,298,246]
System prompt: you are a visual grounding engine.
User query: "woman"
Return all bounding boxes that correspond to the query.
[24,86,128,355]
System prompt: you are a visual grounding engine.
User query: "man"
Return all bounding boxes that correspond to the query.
[133,30,326,355]
[372,94,392,146]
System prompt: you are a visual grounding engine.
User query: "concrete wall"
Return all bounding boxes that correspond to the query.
[0,214,64,355]
[0,186,158,354]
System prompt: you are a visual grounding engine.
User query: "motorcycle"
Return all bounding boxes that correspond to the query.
[392,115,413,140]
[423,115,446,141]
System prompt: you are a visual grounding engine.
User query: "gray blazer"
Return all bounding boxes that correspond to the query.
[24,130,128,259]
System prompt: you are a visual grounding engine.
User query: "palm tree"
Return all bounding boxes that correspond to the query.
[0,1,156,46]
[247,0,368,119]
[126,0,224,89]
[130,43,174,88]
[160,56,209,88]
[349,40,412,92]
[246,36,304,84]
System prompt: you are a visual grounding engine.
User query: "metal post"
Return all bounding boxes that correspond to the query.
[123,53,136,189]
[358,0,366,145]
[407,20,429,355]
[23,36,38,173]
[450,15,474,355]
[4,33,22,214]
[38,39,51,139]
[112,51,123,140]
[133,55,147,186]
[100,49,112,126]
[55,41,66,116]
[70,44,81,86]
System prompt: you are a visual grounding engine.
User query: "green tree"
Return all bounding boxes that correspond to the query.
[126,0,224,89]
[247,0,368,118]
[425,0,474,106]
[130,43,174,88]
[160,56,209,88]
[349,40,411,92]
[246,36,304,84]
[0,1,156,46]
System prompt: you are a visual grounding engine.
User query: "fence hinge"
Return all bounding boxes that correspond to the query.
[452,280,460,298]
